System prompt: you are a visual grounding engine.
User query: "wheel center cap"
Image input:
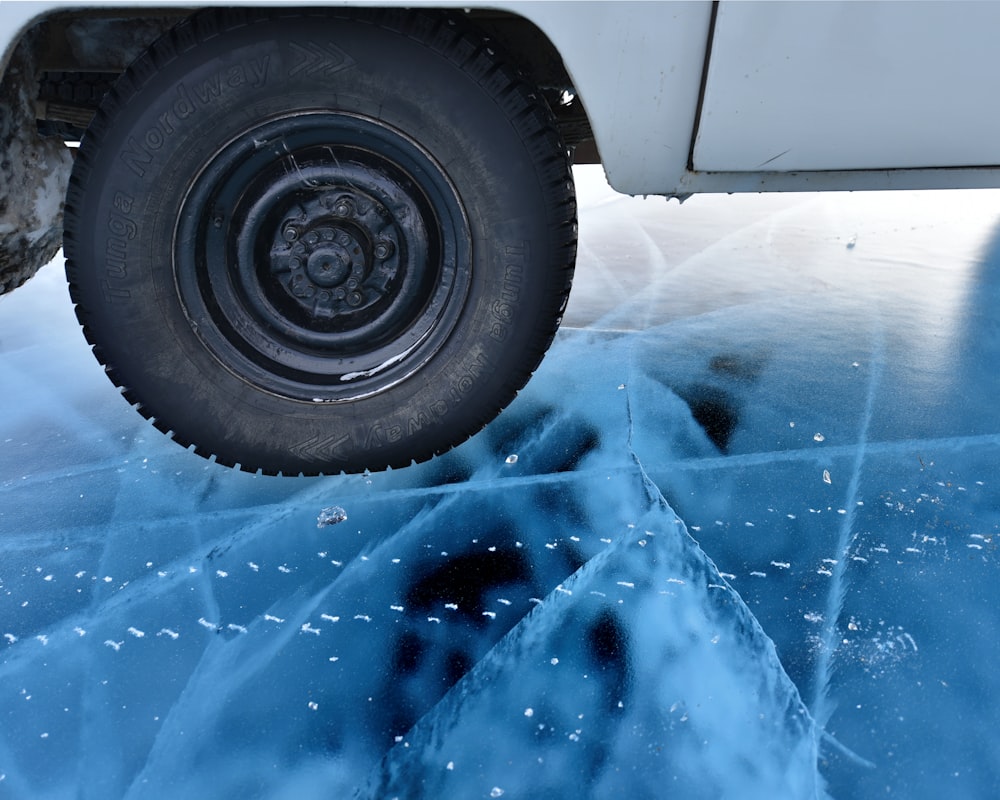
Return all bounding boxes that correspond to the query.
[268,188,406,325]
[306,244,351,287]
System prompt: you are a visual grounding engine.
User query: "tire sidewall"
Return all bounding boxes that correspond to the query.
[70,12,568,472]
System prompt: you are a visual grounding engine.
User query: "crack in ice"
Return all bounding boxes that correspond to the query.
[809,323,885,770]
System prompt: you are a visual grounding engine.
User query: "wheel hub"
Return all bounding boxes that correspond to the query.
[174,112,470,402]
[270,191,402,321]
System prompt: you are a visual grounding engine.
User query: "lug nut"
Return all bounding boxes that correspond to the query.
[374,241,395,260]
[283,226,298,242]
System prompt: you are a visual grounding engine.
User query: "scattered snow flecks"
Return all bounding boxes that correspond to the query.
[2,182,1000,799]
[363,500,819,799]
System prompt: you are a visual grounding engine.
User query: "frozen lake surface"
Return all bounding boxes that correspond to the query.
[2,168,999,798]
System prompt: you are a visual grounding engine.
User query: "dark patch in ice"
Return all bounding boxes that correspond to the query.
[444,649,473,687]
[709,353,766,382]
[421,456,475,486]
[392,630,425,676]
[361,501,821,799]
[681,383,740,452]
[585,609,631,712]
[667,352,767,452]
[482,401,558,458]
[405,545,530,628]
[544,423,602,473]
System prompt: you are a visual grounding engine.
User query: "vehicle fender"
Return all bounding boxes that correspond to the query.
[510,1,712,196]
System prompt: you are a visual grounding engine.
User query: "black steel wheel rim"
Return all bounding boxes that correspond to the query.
[174,112,471,402]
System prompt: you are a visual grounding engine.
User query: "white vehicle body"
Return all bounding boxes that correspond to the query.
[5,1,1000,197]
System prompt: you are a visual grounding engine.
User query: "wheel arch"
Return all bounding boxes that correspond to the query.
[5,5,599,158]
[1,3,599,298]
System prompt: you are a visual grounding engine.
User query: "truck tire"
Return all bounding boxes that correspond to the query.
[64,9,577,475]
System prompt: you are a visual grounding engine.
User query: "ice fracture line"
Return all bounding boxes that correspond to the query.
[809,321,885,759]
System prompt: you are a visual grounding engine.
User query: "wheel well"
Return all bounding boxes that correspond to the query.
[466,10,597,162]
[12,6,597,160]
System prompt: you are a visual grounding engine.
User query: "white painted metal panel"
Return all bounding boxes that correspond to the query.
[0,1,714,197]
[694,1,1000,172]
[521,2,712,194]
[524,0,711,194]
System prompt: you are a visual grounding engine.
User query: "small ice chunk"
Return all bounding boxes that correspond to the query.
[814,433,826,443]
[317,506,348,527]
[823,469,832,484]
[505,454,518,464]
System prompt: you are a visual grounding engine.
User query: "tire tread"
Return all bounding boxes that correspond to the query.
[65,7,577,476]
